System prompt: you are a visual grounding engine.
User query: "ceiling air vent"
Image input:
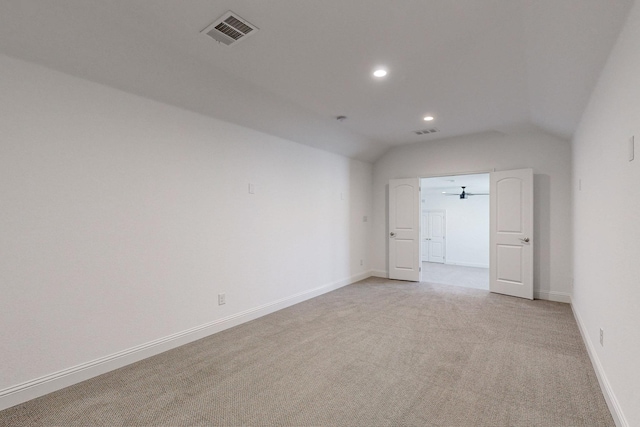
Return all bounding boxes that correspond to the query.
[201,11,259,46]
[414,128,440,135]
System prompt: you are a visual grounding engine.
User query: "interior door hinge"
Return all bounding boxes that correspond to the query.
[419,267,422,272]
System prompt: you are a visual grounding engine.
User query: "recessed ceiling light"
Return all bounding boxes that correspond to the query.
[373,69,387,78]
[424,116,435,121]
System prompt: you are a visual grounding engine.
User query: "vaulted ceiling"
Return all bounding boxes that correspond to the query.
[0,0,633,162]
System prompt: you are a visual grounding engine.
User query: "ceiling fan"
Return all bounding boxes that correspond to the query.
[443,186,489,199]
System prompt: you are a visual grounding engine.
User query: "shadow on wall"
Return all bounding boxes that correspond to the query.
[347,160,373,278]
[534,174,551,294]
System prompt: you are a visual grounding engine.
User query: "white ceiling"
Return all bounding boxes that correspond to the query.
[421,173,489,195]
[0,0,633,162]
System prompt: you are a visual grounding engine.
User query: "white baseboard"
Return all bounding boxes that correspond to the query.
[444,261,489,269]
[534,290,571,303]
[571,301,627,427]
[371,270,387,278]
[0,271,371,412]
[372,271,570,304]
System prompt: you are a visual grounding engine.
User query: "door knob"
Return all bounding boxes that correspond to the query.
[390,232,396,237]
[520,237,530,243]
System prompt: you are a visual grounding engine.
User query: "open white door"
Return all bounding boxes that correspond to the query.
[490,169,533,299]
[389,178,421,281]
[427,211,446,263]
[421,213,429,262]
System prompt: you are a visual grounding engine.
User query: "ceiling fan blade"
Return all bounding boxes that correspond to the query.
[466,193,489,196]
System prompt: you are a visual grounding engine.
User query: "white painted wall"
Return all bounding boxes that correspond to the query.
[422,190,489,268]
[572,1,640,425]
[0,54,372,403]
[372,130,572,301]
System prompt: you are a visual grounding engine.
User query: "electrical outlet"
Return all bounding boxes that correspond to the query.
[599,328,604,346]
[218,293,226,305]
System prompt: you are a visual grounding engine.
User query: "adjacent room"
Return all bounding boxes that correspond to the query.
[420,173,490,290]
[1,1,640,426]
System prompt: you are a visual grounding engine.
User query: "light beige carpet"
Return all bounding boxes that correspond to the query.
[1,277,613,426]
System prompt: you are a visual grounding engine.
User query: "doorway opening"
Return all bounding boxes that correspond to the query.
[420,173,490,290]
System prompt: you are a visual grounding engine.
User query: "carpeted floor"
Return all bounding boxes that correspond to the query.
[0,277,613,426]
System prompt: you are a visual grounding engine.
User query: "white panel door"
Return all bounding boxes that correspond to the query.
[490,169,533,299]
[427,211,446,263]
[389,178,421,281]
[421,213,429,261]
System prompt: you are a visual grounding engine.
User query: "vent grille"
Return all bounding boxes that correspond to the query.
[201,11,258,46]
[213,22,243,41]
[414,128,440,135]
